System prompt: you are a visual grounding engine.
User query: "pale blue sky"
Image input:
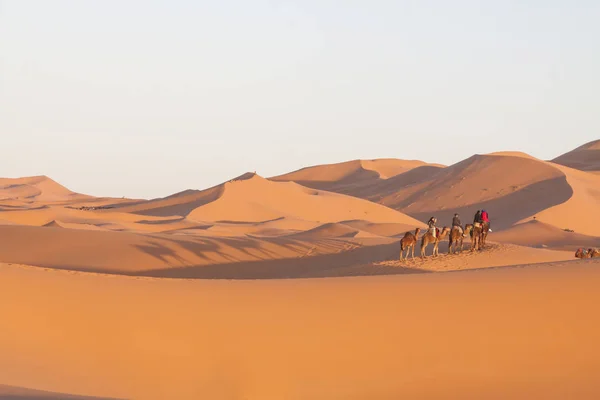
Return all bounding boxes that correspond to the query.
[1,1,598,199]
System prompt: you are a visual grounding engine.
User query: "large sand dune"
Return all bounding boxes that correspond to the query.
[271,159,445,199]
[186,173,421,224]
[274,150,600,237]
[0,175,80,203]
[1,260,600,399]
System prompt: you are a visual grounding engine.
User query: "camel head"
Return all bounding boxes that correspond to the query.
[415,227,422,238]
[464,224,473,234]
[589,248,600,258]
[439,226,450,238]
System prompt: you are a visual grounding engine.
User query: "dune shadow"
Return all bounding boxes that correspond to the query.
[358,165,445,201]
[553,149,600,171]
[0,384,123,400]
[407,176,573,231]
[134,240,429,279]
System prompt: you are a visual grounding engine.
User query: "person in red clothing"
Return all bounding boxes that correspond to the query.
[481,209,491,232]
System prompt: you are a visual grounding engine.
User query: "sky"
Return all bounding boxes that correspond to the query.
[1,0,598,199]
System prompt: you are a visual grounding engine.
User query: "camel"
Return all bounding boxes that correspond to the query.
[420,226,450,258]
[399,227,421,260]
[448,225,466,254]
[468,222,482,252]
[575,248,600,258]
[480,221,490,248]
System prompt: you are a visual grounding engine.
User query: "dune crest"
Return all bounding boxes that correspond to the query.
[0,175,83,203]
[271,158,438,183]
[187,173,423,225]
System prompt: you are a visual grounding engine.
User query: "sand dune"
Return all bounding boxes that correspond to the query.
[395,153,574,229]
[0,175,81,203]
[492,220,600,251]
[2,260,600,399]
[272,158,437,182]
[274,151,600,236]
[529,164,600,236]
[552,139,600,171]
[271,159,445,196]
[114,185,224,217]
[186,173,423,225]
[111,172,424,228]
[397,153,600,236]
[0,224,404,279]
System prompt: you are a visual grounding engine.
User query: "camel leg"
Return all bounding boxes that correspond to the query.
[411,244,415,259]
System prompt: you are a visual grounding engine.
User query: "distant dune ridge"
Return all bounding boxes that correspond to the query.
[273,145,600,236]
[0,140,598,275]
[1,139,600,399]
[552,139,600,171]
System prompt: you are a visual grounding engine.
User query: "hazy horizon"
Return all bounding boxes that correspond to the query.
[1,1,598,198]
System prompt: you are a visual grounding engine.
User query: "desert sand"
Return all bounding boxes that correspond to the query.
[1,140,599,399]
[2,260,600,400]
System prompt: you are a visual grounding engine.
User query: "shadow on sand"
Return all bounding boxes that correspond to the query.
[133,240,430,279]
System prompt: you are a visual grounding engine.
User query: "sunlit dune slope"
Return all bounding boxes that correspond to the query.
[186,173,423,225]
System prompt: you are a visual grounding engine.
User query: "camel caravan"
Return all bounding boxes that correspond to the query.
[399,209,599,261]
[400,210,491,260]
[575,248,600,259]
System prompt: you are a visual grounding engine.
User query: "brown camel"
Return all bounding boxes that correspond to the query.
[469,222,482,252]
[399,227,421,260]
[448,225,466,254]
[480,221,490,248]
[421,226,450,258]
[575,248,600,258]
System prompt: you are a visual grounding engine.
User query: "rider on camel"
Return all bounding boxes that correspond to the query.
[473,210,482,225]
[452,213,465,237]
[481,209,491,232]
[427,216,438,237]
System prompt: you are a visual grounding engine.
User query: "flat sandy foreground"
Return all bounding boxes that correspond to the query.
[1,259,600,400]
